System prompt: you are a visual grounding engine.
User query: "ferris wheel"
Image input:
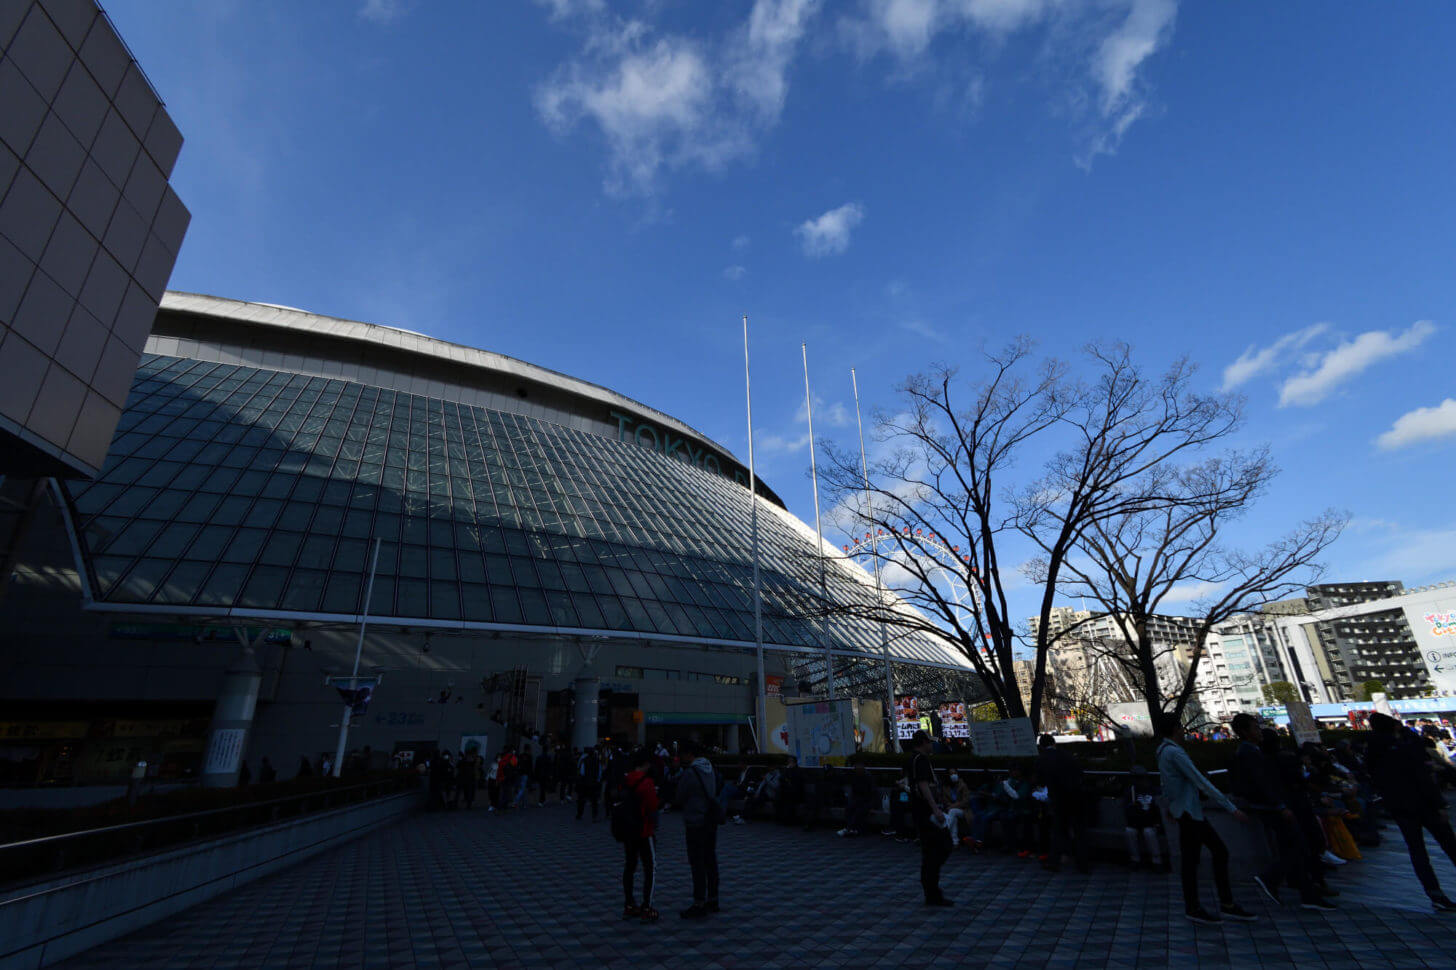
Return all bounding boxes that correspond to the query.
[840,527,986,640]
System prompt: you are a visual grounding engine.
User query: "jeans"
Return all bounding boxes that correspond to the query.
[623,836,655,907]
[1392,808,1456,899]
[845,794,873,832]
[1176,814,1232,913]
[945,807,968,843]
[685,824,720,904]
[918,821,953,901]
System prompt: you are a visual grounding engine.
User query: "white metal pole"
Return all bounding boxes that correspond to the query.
[803,343,832,701]
[333,536,382,778]
[852,368,897,748]
[744,315,767,749]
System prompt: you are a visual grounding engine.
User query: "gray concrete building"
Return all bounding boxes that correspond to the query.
[1,0,188,479]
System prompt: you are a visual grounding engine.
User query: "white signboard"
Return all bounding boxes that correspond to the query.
[203,727,246,775]
[785,700,856,767]
[969,717,1038,758]
[1406,598,1456,696]
[1285,699,1320,745]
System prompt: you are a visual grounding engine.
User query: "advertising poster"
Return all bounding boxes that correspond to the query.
[855,698,884,753]
[938,702,969,739]
[785,699,856,767]
[895,695,920,740]
[1406,599,1456,696]
[968,717,1037,758]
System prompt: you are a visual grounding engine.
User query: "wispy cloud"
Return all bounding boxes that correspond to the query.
[358,0,408,25]
[535,0,819,195]
[732,234,751,252]
[1359,519,1456,585]
[796,395,851,427]
[1279,320,1436,407]
[795,201,864,257]
[1221,323,1328,391]
[899,318,946,342]
[841,0,1179,164]
[1377,398,1456,450]
[756,430,811,454]
[723,264,747,281]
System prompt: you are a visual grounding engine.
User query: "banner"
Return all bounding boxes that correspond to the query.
[968,717,1037,758]
[894,695,920,740]
[937,702,969,739]
[785,700,856,767]
[1406,598,1456,696]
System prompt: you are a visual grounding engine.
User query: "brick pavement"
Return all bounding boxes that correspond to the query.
[54,799,1456,969]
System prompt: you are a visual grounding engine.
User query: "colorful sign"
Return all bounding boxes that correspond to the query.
[937,702,969,739]
[1408,600,1456,695]
[894,695,920,740]
[1286,699,1320,745]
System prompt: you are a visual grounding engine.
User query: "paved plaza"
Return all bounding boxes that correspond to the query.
[56,800,1456,970]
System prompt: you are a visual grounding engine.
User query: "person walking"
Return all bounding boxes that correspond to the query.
[674,739,724,919]
[907,729,954,906]
[1230,714,1332,911]
[614,747,660,923]
[1367,712,1456,912]
[1155,713,1257,926]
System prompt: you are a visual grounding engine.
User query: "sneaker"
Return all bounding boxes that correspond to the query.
[1321,851,1347,866]
[925,897,955,907]
[622,904,641,920]
[639,906,659,923]
[1432,895,1456,913]
[1220,903,1257,922]
[1016,850,1032,859]
[733,816,746,825]
[679,903,709,920]
[1252,875,1280,905]
[837,828,850,837]
[1300,898,1338,912]
[1185,908,1222,926]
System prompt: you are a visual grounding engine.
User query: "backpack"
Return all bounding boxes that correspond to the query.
[611,776,646,843]
[687,766,726,826]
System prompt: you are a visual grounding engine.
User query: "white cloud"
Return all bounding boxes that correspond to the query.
[723,264,747,280]
[1361,521,1456,585]
[1160,580,1223,606]
[757,430,811,454]
[844,0,1177,162]
[796,395,851,427]
[1221,323,1328,391]
[732,234,751,252]
[535,0,818,195]
[358,0,407,24]
[1377,399,1456,450]
[795,202,865,257]
[1279,320,1437,407]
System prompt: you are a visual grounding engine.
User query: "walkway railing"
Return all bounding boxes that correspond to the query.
[0,774,416,889]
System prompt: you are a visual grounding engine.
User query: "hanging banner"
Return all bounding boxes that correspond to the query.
[969,717,1037,758]
[894,695,920,740]
[937,702,969,739]
[785,699,856,767]
[1406,598,1456,695]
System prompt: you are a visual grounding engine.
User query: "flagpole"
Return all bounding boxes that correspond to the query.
[803,343,832,701]
[333,536,381,777]
[744,315,767,750]
[852,368,896,749]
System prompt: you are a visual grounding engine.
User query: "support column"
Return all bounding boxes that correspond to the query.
[725,724,740,754]
[572,670,600,751]
[201,644,263,788]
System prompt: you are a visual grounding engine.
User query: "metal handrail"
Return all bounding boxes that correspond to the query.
[0,777,405,853]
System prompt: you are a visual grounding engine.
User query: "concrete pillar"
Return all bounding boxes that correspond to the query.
[725,724,740,753]
[572,672,600,751]
[201,646,262,788]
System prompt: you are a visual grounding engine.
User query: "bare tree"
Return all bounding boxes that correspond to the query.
[816,339,1066,718]
[1046,448,1346,723]
[1014,344,1252,726]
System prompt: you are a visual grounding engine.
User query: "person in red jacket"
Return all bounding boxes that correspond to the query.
[621,747,661,923]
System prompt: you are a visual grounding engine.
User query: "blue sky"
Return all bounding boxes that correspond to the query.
[105,0,1455,623]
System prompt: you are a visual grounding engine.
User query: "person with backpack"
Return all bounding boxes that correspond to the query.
[613,747,660,923]
[673,738,724,919]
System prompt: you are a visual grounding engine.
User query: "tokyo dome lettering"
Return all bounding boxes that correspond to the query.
[1427,611,1456,637]
[611,411,749,488]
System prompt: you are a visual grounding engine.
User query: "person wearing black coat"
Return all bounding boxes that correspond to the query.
[1036,735,1088,873]
[1231,717,1329,910]
[1367,712,1456,911]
